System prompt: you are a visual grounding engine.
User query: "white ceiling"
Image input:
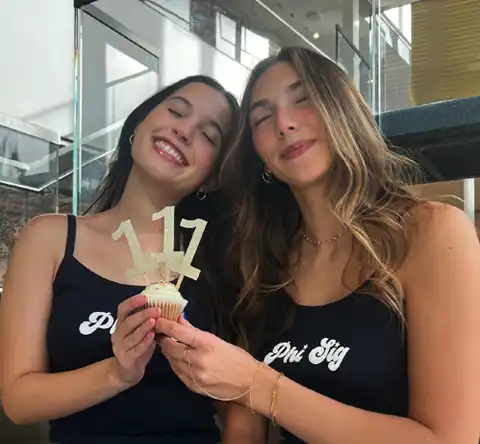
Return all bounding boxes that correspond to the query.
[213,0,418,45]
[212,0,381,60]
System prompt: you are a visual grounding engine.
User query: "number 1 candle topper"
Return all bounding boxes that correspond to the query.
[112,206,208,290]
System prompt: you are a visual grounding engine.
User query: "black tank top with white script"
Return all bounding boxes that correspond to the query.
[258,288,408,443]
[46,215,220,444]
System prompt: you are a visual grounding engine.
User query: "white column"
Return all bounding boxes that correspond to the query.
[73,7,83,215]
[352,0,361,89]
[341,0,361,88]
[463,178,476,222]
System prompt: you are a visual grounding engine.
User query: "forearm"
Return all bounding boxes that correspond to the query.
[222,429,263,444]
[222,404,267,444]
[222,425,266,444]
[247,366,440,444]
[3,357,130,424]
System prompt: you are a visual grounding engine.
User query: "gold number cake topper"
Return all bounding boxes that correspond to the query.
[112,206,207,290]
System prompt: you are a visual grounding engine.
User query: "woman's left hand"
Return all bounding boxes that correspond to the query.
[156,316,260,402]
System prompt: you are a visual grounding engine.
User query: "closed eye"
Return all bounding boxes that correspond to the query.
[203,132,215,145]
[168,108,182,117]
[253,115,271,127]
[296,96,308,104]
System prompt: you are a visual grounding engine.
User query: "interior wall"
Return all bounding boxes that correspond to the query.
[95,0,250,99]
[0,0,74,137]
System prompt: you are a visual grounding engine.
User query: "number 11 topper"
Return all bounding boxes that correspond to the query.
[112,206,208,291]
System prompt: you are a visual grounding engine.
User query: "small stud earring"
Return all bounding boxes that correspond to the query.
[262,168,272,184]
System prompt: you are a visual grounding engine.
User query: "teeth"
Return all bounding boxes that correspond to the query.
[155,141,185,164]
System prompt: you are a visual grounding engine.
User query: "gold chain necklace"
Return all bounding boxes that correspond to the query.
[300,227,347,246]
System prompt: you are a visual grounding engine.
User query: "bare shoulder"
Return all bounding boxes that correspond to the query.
[3,214,71,298]
[401,200,480,288]
[16,213,67,243]
[12,213,70,262]
[410,200,473,231]
[399,206,480,442]
[406,201,477,256]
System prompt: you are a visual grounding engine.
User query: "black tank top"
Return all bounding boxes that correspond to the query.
[46,215,220,444]
[258,289,408,443]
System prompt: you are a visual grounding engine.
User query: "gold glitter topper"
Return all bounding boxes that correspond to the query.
[112,206,207,290]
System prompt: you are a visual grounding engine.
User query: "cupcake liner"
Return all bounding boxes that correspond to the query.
[147,298,183,321]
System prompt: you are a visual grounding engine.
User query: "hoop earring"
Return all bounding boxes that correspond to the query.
[129,134,134,145]
[197,190,207,201]
[262,169,272,184]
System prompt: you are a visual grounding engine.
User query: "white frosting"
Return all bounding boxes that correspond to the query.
[141,282,188,311]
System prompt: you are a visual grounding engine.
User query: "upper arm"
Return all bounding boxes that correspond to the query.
[402,203,480,444]
[0,214,66,392]
[222,403,268,444]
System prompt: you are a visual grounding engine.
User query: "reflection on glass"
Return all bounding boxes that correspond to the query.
[241,27,271,70]
[78,9,160,212]
[336,26,371,107]
[216,12,237,60]
[0,184,59,289]
[377,0,480,113]
[0,126,58,191]
[0,125,62,288]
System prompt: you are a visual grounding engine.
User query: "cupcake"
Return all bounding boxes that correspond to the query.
[141,281,188,321]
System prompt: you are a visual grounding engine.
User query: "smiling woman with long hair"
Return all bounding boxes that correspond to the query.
[156,48,480,444]
[1,75,238,444]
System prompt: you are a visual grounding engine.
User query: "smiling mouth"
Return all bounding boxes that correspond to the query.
[281,139,315,160]
[153,138,188,166]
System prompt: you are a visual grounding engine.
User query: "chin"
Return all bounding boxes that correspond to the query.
[282,166,329,189]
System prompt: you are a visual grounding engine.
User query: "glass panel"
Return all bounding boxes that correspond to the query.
[375,0,480,113]
[241,27,271,70]
[336,26,371,106]
[0,126,58,192]
[148,0,191,24]
[0,124,62,289]
[81,0,250,98]
[76,5,160,213]
[216,12,237,60]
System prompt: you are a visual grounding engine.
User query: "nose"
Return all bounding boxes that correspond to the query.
[171,125,193,146]
[275,108,299,138]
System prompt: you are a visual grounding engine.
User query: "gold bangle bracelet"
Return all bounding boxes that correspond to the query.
[270,372,284,427]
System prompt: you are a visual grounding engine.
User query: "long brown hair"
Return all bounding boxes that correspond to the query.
[222,47,423,352]
[88,76,240,340]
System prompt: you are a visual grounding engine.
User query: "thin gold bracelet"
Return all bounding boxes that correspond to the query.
[248,362,266,414]
[186,349,265,402]
[270,372,284,427]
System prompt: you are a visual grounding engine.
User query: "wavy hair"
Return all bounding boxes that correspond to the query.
[222,47,424,352]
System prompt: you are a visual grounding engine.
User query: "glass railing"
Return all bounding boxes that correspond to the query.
[0,115,67,290]
[377,12,411,65]
[0,111,126,290]
[336,25,371,105]
[376,1,480,114]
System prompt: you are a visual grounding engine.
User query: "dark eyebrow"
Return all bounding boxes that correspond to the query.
[250,98,270,113]
[250,80,303,112]
[288,80,303,91]
[167,96,192,107]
